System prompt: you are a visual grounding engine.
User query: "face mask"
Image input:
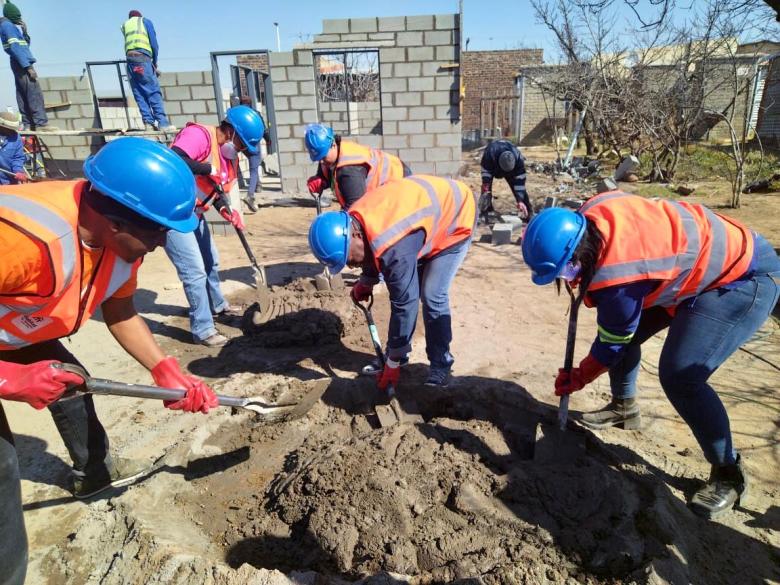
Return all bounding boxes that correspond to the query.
[220,141,237,160]
[559,261,581,282]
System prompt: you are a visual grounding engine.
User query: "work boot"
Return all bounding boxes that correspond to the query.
[35,124,60,133]
[690,455,749,520]
[580,397,641,430]
[159,124,177,133]
[143,122,157,132]
[214,304,243,318]
[424,367,451,388]
[198,332,228,347]
[242,197,258,213]
[360,356,409,376]
[72,457,151,499]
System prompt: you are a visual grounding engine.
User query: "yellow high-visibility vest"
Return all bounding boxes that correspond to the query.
[122,17,152,54]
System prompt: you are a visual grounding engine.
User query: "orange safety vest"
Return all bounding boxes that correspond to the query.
[172,123,237,208]
[581,191,754,309]
[349,175,476,270]
[0,181,139,350]
[322,140,406,207]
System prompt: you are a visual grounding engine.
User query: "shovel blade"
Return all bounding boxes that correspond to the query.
[532,421,586,464]
[244,377,330,423]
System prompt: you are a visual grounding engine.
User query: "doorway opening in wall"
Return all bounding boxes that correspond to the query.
[314,50,382,136]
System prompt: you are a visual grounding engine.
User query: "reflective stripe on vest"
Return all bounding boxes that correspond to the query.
[2,37,28,50]
[0,182,138,349]
[122,17,152,54]
[172,123,236,205]
[331,141,405,207]
[581,191,753,308]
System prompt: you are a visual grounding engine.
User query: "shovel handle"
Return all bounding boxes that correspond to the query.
[353,296,384,364]
[559,285,583,430]
[85,377,249,408]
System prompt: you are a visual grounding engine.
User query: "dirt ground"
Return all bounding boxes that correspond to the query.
[6,155,780,584]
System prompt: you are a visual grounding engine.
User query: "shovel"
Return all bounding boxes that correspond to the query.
[533,283,587,463]
[52,363,328,423]
[312,192,344,291]
[352,295,423,427]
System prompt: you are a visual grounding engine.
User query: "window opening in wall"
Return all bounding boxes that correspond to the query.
[315,50,382,136]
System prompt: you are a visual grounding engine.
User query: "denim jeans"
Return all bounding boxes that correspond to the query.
[608,235,780,466]
[164,216,228,342]
[0,404,28,585]
[12,60,47,129]
[126,55,169,127]
[246,151,262,200]
[418,239,472,370]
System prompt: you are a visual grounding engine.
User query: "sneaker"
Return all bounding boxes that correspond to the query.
[690,454,749,519]
[198,332,228,347]
[424,367,451,388]
[143,122,157,132]
[35,125,60,133]
[242,197,258,213]
[159,125,177,133]
[214,304,243,318]
[72,457,151,499]
[360,356,409,376]
[580,398,641,430]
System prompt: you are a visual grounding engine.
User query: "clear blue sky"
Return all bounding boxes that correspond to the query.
[0,0,772,110]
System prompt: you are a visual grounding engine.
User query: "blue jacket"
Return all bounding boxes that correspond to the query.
[0,135,26,185]
[0,18,35,68]
[481,139,527,202]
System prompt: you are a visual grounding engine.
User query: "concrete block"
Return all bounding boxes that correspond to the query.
[165,101,182,115]
[410,161,435,174]
[350,17,377,33]
[435,105,453,118]
[396,31,424,47]
[383,121,398,134]
[203,71,214,84]
[422,62,444,76]
[398,121,425,134]
[383,135,408,149]
[269,52,295,67]
[378,16,406,32]
[164,86,191,101]
[395,92,421,107]
[435,160,463,177]
[399,148,425,162]
[394,62,422,77]
[322,18,350,34]
[292,125,307,138]
[272,81,299,96]
[314,34,341,43]
[182,100,208,115]
[408,106,434,120]
[597,177,618,193]
[170,114,193,128]
[70,118,95,130]
[48,77,76,91]
[436,133,461,147]
[368,32,395,41]
[55,106,82,120]
[287,67,312,81]
[61,135,88,147]
[436,46,458,61]
[295,50,313,66]
[491,223,513,245]
[382,107,408,121]
[409,77,435,92]
[425,120,453,133]
[43,90,64,105]
[290,96,313,110]
[381,77,407,93]
[158,73,178,87]
[298,81,316,96]
[271,68,287,82]
[425,147,451,162]
[294,152,312,166]
[275,110,301,125]
[408,47,435,61]
[274,125,291,139]
[302,110,318,123]
[38,77,50,91]
[47,145,74,160]
[357,134,383,149]
[283,164,306,179]
[410,134,434,148]
[279,152,295,167]
[380,48,406,63]
[406,15,434,30]
[423,91,450,106]
[435,76,457,91]
[206,100,220,113]
[177,71,204,85]
[614,155,640,180]
[278,137,304,152]
[273,96,289,111]
[435,13,458,29]
[73,145,95,160]
[425,30,452,46]
[340,33,368,42]
[191,85,216,100]
[194,114,219,125]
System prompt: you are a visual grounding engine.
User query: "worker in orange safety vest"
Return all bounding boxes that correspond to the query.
[0,137,219,585]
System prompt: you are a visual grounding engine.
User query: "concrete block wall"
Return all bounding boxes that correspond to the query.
[271,13,462,193]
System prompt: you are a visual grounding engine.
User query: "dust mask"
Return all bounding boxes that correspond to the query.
[220,141,238,160]
[559,261,581,282]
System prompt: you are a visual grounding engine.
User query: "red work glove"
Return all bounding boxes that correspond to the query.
[554,354,608,397]
[307,175,326,196]
[350,281,373,303]
[516,201,528,219]
[376,359,401,392]
[219,208,245,230]
[481,182,491,195]
[14,171,27,183]
[152,357,218,414]
[0,360,84,410]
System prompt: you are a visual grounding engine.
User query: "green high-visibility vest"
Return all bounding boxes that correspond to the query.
[122,17,152,54]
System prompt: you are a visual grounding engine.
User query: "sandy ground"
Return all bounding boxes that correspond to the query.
[6,160,780,584]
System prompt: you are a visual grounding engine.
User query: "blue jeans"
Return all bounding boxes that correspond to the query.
[418,240,472,370]
[164,217,228,341]
[126,56,169,126]
[246,151,261,200]
[608,235,780,466]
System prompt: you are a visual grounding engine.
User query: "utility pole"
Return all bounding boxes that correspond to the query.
[273,22,281,52]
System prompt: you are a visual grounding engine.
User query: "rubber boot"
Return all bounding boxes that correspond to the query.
[690,454,749,520]
[580,397,641,430]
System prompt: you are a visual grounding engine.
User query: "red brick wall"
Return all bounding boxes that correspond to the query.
[236,54,270,100]
[462,49,544,132]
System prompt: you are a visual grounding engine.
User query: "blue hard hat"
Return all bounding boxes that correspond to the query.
[83,137,198,233]
[225,105,265,155]
[305,123,335,162]
[521,208,587,285]
[308,210,351,273]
